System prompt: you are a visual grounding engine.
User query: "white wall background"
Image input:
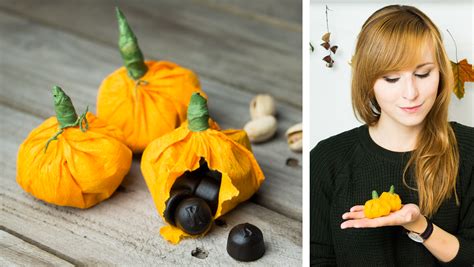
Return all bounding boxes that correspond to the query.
[309,0,473,149]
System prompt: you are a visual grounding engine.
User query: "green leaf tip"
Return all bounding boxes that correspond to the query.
[116,6,147,80]
[52,85,78,127]
[45,85,89,153]
[372,190,379,199]
[389,185,395,194]
[187,92,210,132]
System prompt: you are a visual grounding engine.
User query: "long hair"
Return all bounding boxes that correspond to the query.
[351,5,459,217]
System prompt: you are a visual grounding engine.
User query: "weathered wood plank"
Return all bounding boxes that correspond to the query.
[195,0,302,27]
[0,11,302,221]
[0,0,302,107]
[0,104,301,265]
[0,230,74,267]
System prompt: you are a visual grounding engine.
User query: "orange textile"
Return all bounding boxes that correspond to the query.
[97,60,205,153]
[140,121,264,244]
[17,113,132,208]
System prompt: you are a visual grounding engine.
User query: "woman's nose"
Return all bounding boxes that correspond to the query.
[402,76,419,100]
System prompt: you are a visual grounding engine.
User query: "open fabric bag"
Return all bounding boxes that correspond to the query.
[141,92,265,244]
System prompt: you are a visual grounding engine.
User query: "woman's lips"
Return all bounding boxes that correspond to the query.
[400,103,423,113]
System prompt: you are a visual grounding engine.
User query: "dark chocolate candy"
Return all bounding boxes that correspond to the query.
[174,197,213,235]
[197,158,222,179]
[227,223,265,262]
[172,171,202,194]
[205,169,222,181]
[194,175,220,215]
[164,189,192,226]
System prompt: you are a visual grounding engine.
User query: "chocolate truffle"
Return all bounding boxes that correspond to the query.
[172,171,202,194]
[194,175,220,215]
[164,189,192,226]
[227,223,265,262]
[174,197,213,235]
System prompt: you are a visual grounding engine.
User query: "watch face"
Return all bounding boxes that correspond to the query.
[407,232,424,243]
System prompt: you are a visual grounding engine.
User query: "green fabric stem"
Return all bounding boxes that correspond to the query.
[187,92,209,132]
[53,86,78,127]
[372,190,379,199]
[44,86,89,152]
[116,7,148,80]
[389,185,395,194]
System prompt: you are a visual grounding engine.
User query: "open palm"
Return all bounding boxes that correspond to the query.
[340,203,421,229]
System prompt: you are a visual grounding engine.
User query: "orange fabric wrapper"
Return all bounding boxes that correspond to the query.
[97,60,205,153]
[141,120,264,244]
[17,113,132,208]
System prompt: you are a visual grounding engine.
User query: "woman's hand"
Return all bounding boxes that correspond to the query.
[340,203,424,231]
[341,204,462,263]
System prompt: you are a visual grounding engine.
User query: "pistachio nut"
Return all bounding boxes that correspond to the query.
[244,115,277,143]
[286,123,302,152]
[250,94,276,120]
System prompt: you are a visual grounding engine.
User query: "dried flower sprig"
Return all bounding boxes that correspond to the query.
[321,5,338,68]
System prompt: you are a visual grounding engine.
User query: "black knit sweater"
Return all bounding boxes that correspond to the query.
[310,122,474,266]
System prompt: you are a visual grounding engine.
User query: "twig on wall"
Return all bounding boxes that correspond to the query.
[321,5,338,68]
[446,30,458,62]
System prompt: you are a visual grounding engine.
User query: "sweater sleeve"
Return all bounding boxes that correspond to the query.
[439,123,474,266]
[441,163,474,266]
[310,141,337,266]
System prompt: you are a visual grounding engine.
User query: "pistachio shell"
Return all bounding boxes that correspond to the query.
[244,116,277,143]
[250,94,276,120]
[286,123,302,152]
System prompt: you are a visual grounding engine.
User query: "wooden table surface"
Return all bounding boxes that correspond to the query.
[0,0,302,265]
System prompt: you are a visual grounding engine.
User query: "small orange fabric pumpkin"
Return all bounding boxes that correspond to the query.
[364,190,391,219]
[379,185,402,212]
[141,93,264,244]
[17,86,132,209]
[97,8,205,153]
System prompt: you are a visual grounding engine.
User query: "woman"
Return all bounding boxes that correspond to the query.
[310,5,473,266]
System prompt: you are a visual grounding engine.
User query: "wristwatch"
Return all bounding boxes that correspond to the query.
[406,216,434,243]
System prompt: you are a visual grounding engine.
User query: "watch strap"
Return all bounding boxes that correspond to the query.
[419,217,434,241]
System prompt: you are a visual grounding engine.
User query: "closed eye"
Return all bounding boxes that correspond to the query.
[415,71,431,79]
[383,71,431,83]
[383,77,400,83]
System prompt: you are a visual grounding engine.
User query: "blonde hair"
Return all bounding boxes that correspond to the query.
[351,5,459,217]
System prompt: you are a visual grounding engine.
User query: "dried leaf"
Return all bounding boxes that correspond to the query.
[330,45,338,54]
[322,55,334,64]
[323,55,334,68]
[322,32,331,42]
[348,55,354,66]
[321,42,330,50]
[451,59,474,99]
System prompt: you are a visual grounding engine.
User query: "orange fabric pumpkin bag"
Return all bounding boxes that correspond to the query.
[141,93,265,244]
[17,86,132,208]
[97,8,205,153]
